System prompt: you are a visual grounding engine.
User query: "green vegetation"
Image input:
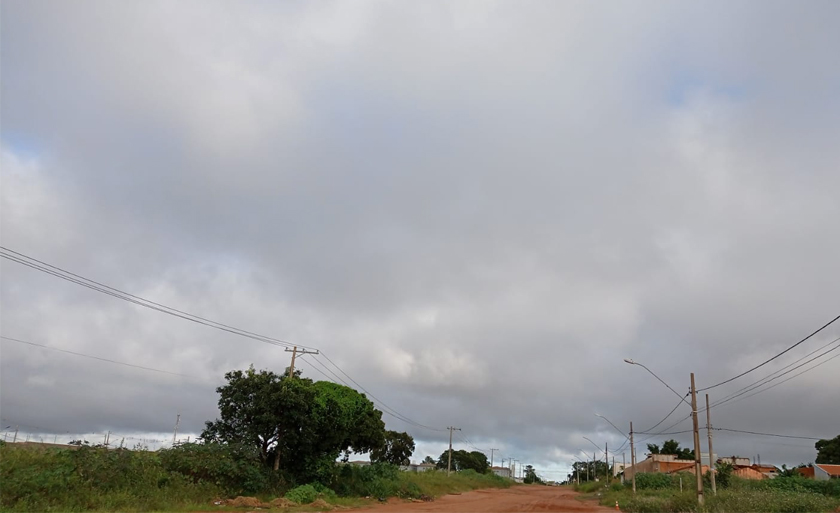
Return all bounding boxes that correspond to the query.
[1,367,514,512]
[815,434,840,464]
[646,439,695,461]
[0,441,511,512]
[433,449,489,473]
[578,472,840,513]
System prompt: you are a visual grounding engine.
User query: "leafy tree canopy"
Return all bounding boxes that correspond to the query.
[815,434,840,464]
[647,439,694,460]
[370,430,415,466]
[201,366,386,483]
[422,455,435,464]
[523,464,543,484]
[435,450,489,473]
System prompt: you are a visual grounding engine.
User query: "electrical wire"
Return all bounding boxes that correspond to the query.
[2,247,445,434]
[713,428,823,441]
[710,341,840,409]
[698,313,840,391]
[1,335,203,380]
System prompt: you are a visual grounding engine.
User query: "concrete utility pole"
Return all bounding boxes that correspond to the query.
[629,422,636,493]
[285,346,319,378]
[690,373,705,505]
[706,394,716,495]
[173,413,180,444]
[447,426,461,476]
[490,448,498,468]
[605,443,609,483]
[622,453,626,484]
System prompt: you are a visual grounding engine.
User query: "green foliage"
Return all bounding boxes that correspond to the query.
[158,442,278,495]
[714,461,734,488]
[634,472,677,489]
[435,450,489,473]
[202,366,386,484]
[0,443,219,512]
[815,434,840,464]
[646,439,694,460]
[285,483,319,504]
[523,464,543,484]
[569,459,610,482]
[597,475,840,513]
[371,430,415,466]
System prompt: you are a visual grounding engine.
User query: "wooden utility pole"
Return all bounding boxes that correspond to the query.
[274,346,319,471]
[690,373,705,505]
[706,394,716,495]
[629,422,636,493]
[490,448,498,468]
[622,453,626,484]
[447,426,461,476]
[285,346,319,378]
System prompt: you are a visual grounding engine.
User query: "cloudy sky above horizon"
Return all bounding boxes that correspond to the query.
[2,0,839,476]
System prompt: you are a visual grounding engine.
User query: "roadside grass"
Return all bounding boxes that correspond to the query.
[579,474,840,513]
[0,442,513,512]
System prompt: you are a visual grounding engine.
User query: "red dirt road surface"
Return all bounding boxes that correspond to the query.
[347,486,615,512]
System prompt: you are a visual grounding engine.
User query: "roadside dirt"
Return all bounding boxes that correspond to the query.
[346,486,614,512]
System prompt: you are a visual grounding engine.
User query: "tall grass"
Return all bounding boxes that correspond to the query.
[1,443,512,512]
[594,473,840,513]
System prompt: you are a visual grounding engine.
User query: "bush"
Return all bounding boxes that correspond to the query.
[159,442,278,495]
[635,472,675,490]
[285,483,319,504]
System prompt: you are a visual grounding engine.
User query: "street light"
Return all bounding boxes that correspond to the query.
[595,413,629,440]
[582,436,604,453]
[623,359,691,405]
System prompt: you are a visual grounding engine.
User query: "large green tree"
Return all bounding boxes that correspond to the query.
[647,439,694,460]
[435,450,489,473]
[371,430,415,466]
[201,366,386,482]
[815,434,840,464]
[523,464,543,484]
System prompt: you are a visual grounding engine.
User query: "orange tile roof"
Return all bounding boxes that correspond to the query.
[817,464,840,476]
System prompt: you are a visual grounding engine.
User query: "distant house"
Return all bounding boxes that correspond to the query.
[490,466,511,478]
[733,467,767,480]
[751,464,779,479]
[814,464,840,481]
[796,466,815,479]
[718,456,750,467]
[402,462,436,473]
[626,454,708,477]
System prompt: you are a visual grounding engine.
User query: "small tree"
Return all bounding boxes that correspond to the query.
[815,434,840,464]
[370,430,415,466]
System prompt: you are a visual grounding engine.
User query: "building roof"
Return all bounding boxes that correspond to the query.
[796,467,815,478]
[816,464,840,477]
[751,464,779,473]
[734,467,767,480]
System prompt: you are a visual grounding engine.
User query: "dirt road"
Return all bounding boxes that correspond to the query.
[347,486,614,512]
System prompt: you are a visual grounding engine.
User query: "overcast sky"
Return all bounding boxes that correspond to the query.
[2,1,839,477]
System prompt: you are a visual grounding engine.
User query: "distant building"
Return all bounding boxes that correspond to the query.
[402,463,436,472]
[490,466,511,478]
[733,467,767,480]
[797,466,815,479]
[717,456,751,467]
[626,454,708,478]
[751,464,779,479]
[814,464,840,481]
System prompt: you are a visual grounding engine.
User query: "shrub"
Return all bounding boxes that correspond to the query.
[635,472,675,490]
[159,442,278,495]
[285,484,319,504]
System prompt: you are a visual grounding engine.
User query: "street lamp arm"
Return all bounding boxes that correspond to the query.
[624,359,691,406]
[595,414,630,441]
[583,436,606,454]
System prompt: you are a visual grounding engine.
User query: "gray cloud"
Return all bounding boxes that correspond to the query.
[2,0,839,473]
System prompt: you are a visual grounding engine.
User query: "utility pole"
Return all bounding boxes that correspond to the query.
[447,426,461,476]
[605,443,609,483]
[13,426,18,443]
[629,422,636,493]
[285,346,319,378]
[173,412,180,444]
[490,448,498,468]
[690,373,705,505]
[706,394,716,495]
[276,346,319,471]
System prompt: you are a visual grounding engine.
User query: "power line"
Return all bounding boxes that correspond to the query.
[2,247,444,434]
[713,428,824,441]
[710,340,840,409]
[0,247,313,350]
[713,351,840,408]
[639,395,689,434]
[1,335,202,380]
[698,314,840,392]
